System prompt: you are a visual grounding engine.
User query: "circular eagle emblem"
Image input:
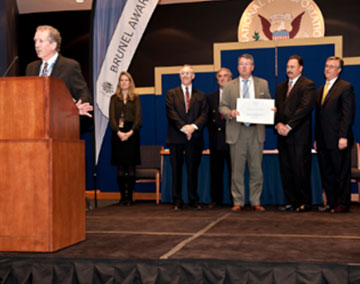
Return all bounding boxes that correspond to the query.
[238,0,325,42]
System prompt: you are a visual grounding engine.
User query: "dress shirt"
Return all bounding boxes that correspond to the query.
[239,76,255,99]
[285,74,301,131]
[39,52,59,76]
[181,84,192,104]
[180,84,198,131]
[324,77,338,93]
[288,74,301,89]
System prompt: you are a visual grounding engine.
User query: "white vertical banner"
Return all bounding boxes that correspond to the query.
[94,0,158,164]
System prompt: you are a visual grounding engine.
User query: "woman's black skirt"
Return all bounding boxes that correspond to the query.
[110,121,140,166]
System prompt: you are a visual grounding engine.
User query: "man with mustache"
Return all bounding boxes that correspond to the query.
[275,55,316,212]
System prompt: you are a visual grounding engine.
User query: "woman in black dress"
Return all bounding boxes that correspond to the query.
[109,71,142,205]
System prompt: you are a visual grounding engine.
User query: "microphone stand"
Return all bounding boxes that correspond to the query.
[2,56,19,77]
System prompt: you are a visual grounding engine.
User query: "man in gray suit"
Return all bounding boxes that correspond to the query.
[219,54,271,212]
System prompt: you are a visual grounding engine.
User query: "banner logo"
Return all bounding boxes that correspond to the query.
[93,0,158,164]
[96,0,158,118]
[238,0,325,42]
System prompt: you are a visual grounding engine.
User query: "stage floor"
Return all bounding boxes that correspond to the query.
[1,202,360,264]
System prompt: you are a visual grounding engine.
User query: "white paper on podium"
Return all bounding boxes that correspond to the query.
[236,98,275,125]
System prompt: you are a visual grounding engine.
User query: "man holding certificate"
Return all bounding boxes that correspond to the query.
[219,54,271,212]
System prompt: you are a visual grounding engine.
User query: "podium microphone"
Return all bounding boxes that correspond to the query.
[2,56,19,77]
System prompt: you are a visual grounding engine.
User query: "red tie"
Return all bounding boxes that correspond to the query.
[41,62,48,77]
[185,87,190,112]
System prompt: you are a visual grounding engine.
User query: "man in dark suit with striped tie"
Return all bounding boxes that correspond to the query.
[275,55,316,212]
[166,65,208,210]
[315,56,355,213]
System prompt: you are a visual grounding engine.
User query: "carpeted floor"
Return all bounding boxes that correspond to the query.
[1,202,359,264]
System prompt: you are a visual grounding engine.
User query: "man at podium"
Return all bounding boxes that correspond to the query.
[25,25,93,117]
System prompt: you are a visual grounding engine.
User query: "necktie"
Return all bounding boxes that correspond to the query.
[41,62,48,77]
[286,80,293,96]
[243,79,249,99]
[321,82,330,105]
[243,79,250,127]
[185,87,190,113]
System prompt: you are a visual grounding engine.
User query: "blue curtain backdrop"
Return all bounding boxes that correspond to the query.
[92,0,127,82]
[83,0,128,191]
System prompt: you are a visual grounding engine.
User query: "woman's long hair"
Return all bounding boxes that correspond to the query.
[115,71,137,101]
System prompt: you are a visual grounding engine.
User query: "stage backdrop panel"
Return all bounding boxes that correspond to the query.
[341,64,360,142]
[90,37,359,201]
[220,47,277,94]
[160,152,323,205]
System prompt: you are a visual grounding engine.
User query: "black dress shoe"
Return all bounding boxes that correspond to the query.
[208,202,217,209]
[189,204,202,210]
[278,204,294,211]
[318,205,330,212]
[295,204,312,212]
[333,205,350,213]
[124,200,133,206]
[173,204,182,211]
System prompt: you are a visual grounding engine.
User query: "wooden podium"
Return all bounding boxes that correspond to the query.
[0,76,86,252]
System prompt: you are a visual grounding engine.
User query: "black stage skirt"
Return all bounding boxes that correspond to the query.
[111,121,141,166]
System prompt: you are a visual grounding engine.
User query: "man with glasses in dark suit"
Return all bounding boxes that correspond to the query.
[314,56,355,213]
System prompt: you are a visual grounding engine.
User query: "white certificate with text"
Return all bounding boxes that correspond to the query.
[236,98,275,125]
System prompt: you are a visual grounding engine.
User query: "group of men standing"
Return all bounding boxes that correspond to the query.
[166,54,355,213]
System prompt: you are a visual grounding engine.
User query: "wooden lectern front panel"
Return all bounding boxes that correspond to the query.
[0,77,79,140]
[0,140,50,251]
[0,77,47,139]
[51,139,86,251]
[0,76,85,252]
[0,139,86,252]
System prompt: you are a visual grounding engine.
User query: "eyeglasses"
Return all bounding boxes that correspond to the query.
[325,64,339,69]
[239,63,253,66]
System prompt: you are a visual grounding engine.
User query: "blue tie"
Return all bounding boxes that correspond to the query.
[243,79,250,127]
[243,79,249,99]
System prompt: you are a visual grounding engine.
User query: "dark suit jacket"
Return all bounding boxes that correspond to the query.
[166,86,208,145]
[315,78,355,149]
[207,90,228,151]
[275,75,316,145]
[25,55,92,104]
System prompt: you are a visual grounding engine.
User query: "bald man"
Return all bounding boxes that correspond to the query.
[166,65,208,210]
